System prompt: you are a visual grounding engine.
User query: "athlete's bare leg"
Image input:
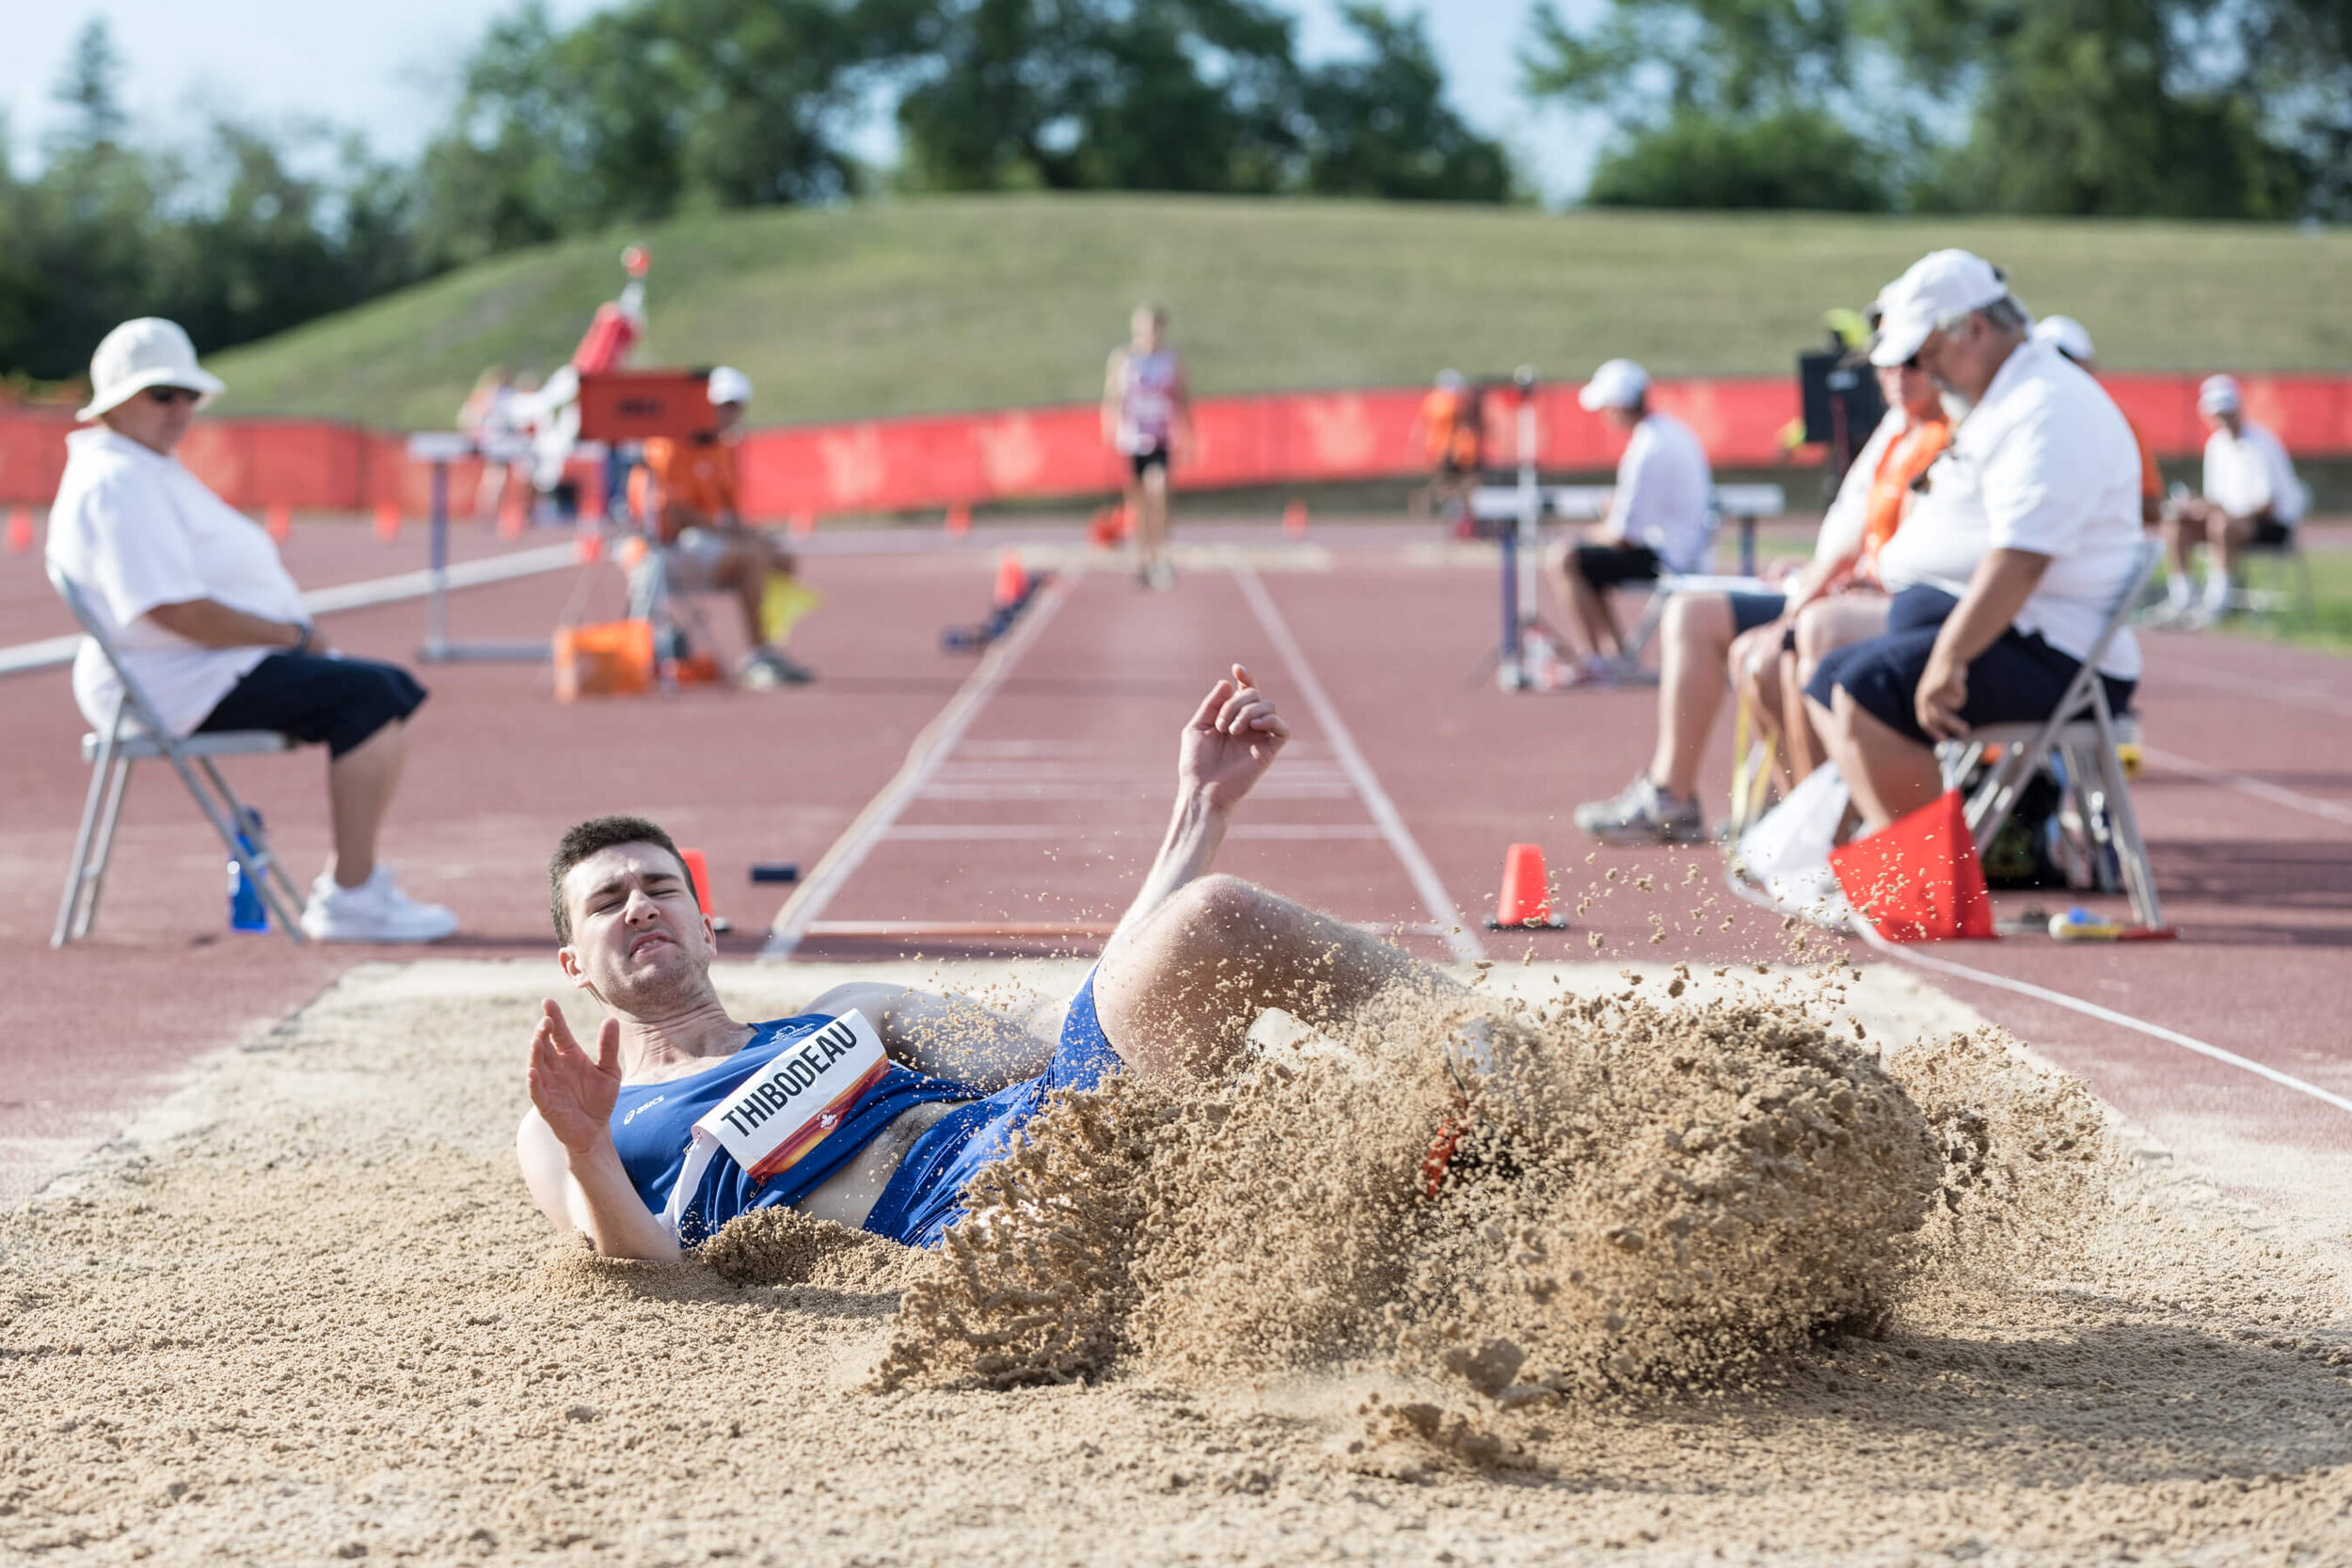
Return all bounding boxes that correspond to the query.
[1137,463,1173,579]
[1091,874,1447,1085]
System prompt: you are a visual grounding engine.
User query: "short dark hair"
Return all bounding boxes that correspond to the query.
[548,815,697,942]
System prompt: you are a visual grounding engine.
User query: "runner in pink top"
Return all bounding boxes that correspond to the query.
[1102,304,1192,592]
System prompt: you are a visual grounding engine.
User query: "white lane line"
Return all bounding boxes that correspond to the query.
[882,822,1385,842]
[921,780,1356,801]
[0,543,580,677]
[1850,919,2352,1118]
[761,576,1074,960]
[2139,744,2352,830]
[1232,563,1486,963]
[2162,664,2352,721]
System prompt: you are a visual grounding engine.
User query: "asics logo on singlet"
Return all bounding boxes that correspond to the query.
[622,1095,667,1126]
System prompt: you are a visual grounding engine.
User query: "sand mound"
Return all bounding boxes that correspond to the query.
[3,958,2347,1564]
[880,979,2106,1403]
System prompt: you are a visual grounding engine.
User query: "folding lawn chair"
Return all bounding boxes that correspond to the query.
[1611,485,1787,680]
[2226,480,2318,621]
[49,567,308,947]
[1936,537,2168,932]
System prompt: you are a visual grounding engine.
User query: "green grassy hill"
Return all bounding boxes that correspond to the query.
[207,195,2352,429]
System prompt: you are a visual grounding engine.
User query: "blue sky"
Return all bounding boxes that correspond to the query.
[1,0,1606,201]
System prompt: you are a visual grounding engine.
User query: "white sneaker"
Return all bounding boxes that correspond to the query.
[300,865,459,943]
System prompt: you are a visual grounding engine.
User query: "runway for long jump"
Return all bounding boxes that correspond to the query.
[3,516,2349,1244]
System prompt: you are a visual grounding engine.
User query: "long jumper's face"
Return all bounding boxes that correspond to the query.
[558,843,714,1003]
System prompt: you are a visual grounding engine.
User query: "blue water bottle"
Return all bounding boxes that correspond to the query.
[228,808,270,933]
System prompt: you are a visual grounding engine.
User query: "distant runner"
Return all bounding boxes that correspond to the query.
[1103,304,1192,591]
[517,664,1518,1257]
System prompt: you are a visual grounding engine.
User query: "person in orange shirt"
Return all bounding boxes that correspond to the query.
[1412,370,1483,528]
[633,367,813,688]
[1575,351,1947,845]
[2032,316,2162,525]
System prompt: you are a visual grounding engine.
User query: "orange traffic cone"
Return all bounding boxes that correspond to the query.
[1486,843,1565,930]
[992,550,1028,610]
[574,529,605,565]
[1828,790,1995,942]
[373,502,401,542]
[788,510,816,538]
[946,501,972,537]
[1282,498,1309,538]
[4,507,32,554]
[678,847,731,933]
[265,502,292,543]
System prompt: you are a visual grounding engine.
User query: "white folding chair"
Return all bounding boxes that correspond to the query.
[1936,537,2168,932]
[49,568,308,947]
[2227,481,2318,620]
[1611,485,1787,678]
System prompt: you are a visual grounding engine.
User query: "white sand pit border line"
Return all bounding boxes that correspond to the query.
[762,572,1077,960]
[1862,923,2352,1118]
[1231,562,1486,964]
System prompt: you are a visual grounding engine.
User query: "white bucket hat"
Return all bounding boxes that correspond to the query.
[707,365,753,406]
[1577,358,1649,411]
[79,318,226,422]
[2197,374,2242,415]
[2032,314,2096,366]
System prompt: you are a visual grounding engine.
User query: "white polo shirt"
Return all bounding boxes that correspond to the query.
[1606,410,1712,573]
[2202,420,2303,526]
[1871,338,2142,681]
[46,427,309,736]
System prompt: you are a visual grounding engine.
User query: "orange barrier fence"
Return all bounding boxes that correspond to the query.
[4,373,2347,520]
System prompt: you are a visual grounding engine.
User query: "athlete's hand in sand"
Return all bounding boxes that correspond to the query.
[1180,663,1290,813]
[528,1000,623,1155]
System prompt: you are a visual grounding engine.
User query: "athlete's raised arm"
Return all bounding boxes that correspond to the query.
[519,999,681,1262]
[1108,663,1290,942]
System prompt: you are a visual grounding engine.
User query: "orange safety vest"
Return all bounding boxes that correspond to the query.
[1858,416,1950,578]
[632,435,739,542]
[1421,388,1481,467]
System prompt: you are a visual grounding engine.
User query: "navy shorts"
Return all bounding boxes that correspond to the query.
[1804,586,2134,747]
[860,969,1123,1249]
[1129,446,1169,480]
[1575,541,1661,589]
[195,652,428,758]
[1727,591,1788,636]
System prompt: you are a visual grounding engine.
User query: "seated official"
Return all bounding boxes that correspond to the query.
[519,667,1523,1257]
[2158,374,2304,627]
[1576,349,1949,845]
[632,366,814,688]
[1806,252,2143,837]
[1546,358,1712,677]
[47,318,456,943]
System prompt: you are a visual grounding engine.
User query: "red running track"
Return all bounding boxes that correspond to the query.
[3,519,2346,1244]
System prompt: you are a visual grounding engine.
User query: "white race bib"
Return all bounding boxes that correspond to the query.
[659,1010,889,1237]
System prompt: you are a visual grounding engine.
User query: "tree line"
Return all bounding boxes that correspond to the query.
[5,0,2346,384]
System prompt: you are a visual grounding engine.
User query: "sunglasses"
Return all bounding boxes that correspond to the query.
[144,387,200,406]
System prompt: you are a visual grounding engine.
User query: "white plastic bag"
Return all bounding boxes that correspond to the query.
[1734,764,1851,918]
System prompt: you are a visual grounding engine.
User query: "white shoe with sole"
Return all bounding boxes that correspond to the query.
[300,865,459,943]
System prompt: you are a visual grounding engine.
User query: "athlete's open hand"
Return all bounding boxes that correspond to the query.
[1180,662,1290,812]
[528,999,623,1155]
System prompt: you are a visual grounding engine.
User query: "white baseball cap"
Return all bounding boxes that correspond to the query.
[1435,368,1464,390]
[707,366,753,406]
[1577,358,1649,411]
[78,318,226,422]
[1868,250,2010,367]
[2032,314,2096,366]
[2197,374,2242,415]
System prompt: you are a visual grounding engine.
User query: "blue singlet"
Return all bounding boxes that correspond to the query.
[608,973,1121,1249]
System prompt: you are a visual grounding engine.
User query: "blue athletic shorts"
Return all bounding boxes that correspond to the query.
[1726,590,1788,637]
[1804,585,2136,747]
[861,971,1122,1248]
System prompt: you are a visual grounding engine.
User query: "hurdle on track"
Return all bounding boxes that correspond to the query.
[407,432,560,665]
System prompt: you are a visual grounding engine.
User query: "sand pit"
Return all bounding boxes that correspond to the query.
[5,957,2351,1564]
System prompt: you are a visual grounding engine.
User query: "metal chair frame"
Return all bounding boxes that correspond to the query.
[48,568,307,947]
[1935,537,2168,931]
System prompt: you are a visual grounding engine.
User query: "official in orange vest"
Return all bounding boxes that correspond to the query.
[632,368,814,688]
